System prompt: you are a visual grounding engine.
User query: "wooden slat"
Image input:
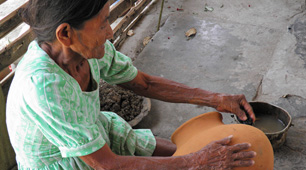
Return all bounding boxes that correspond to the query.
[113,0,151,37]
[0,3,27,39]
[0,67,10,81]
[116,0,156,47]
[0,1,133,34]
[109,0,137,24]
[113,0,153,47]
[0,69,14,87]
[0,29,34,71]
[109,0,117,5]
[0,0,6,5]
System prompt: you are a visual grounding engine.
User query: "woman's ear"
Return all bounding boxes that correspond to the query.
[56,23,72,46]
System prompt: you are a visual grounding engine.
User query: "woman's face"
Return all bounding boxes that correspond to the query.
[71,2,113,59]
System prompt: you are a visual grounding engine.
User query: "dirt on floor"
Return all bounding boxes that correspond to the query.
[99,80,143,121]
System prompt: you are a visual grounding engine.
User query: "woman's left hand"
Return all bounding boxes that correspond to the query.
[215,93,255,122]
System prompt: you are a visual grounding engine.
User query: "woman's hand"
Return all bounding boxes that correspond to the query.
[192,136,256,170]
[215,93,255,122]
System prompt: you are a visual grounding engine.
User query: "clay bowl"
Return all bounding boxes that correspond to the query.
[238,101,292,149]
[128,97,151,127]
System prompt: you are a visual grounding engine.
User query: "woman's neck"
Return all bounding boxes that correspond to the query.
[40,42,85,72]
[40,41,92,91]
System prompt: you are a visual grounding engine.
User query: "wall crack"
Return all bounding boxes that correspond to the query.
[252,76,263,101]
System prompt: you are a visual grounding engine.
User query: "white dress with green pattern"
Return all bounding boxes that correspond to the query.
[6,40,156,169]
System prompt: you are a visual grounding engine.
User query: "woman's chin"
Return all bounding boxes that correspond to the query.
[95,45,105,59]
[95,55,104,59]
[86,48,105,59]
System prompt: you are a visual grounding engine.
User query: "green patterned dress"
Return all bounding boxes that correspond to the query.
[6,40,156,169]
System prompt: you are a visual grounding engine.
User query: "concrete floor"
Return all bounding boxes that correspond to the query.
[119,0,306,169]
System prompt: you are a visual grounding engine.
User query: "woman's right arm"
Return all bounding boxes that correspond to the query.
[80,136,256,170]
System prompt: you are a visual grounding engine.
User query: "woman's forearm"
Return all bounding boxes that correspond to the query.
[80,144,196,170]
[106,154,193,170]
[119,71,255,121]
[119,71,220,108]
[80,137,255,170]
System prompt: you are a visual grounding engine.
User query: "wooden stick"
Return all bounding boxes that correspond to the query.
[114,0,156,48]
[157,0,164,31]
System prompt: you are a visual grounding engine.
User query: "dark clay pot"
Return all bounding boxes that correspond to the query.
[248,101,292,149]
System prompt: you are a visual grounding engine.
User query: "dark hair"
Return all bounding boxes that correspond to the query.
[19,0,108,44]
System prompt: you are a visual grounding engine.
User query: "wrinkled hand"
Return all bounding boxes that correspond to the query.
[215,93,255,122]
[192,136,256,170]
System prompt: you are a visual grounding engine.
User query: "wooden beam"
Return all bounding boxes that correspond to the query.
[109,0,117,5]
[0,67,10,81]
[0,69,14,87]
[109,0,137,24]
[0,29,35,71]
[0,0,6,5]
[0,3,27,39]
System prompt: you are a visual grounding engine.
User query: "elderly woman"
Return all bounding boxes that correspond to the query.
[6,0,256,169]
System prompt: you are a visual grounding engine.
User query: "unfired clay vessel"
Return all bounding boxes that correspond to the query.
[171,111,274,170]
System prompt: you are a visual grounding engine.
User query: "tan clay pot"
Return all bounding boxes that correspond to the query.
[171,111,274,170]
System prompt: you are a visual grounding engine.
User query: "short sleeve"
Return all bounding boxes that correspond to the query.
[23,72,106,157]
[98,40,138,85]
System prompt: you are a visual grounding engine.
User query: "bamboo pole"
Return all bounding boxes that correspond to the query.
[157,0,164,31]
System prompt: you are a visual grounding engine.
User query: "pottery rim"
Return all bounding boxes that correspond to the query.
[171,111,221,142]
[248,101,292,136]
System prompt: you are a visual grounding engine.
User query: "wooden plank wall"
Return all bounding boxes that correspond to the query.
[113,0,155,47]
[0,0,155,169]
[0,3,26,39]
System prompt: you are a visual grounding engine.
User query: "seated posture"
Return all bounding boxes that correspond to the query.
[6,0,256,169]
